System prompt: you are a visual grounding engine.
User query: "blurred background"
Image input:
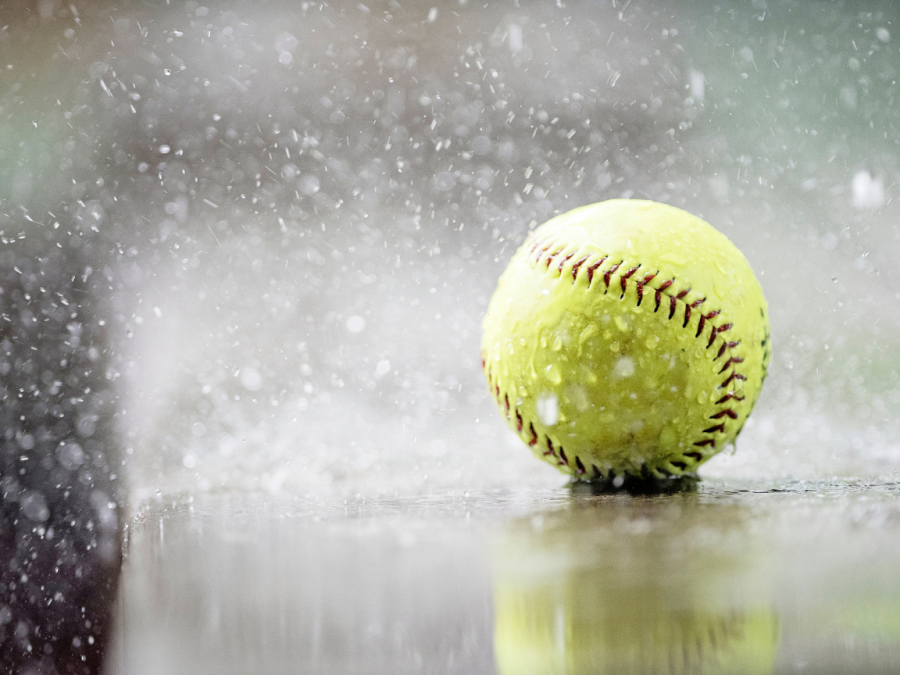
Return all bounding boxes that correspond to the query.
[1,0,900,673]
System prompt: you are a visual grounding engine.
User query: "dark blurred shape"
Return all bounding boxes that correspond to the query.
[570,473,701,496]
[0,233,122,673]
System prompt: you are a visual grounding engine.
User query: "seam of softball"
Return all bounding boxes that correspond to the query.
[482,233,754,480]
[483,361,693,480]
[482,362,674,480]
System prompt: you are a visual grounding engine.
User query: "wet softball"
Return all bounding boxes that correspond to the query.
[481,199,770,481]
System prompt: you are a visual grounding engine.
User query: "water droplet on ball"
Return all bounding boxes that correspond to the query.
[613,356,635,379]
[544,363,562,384]
[536,393,559,426]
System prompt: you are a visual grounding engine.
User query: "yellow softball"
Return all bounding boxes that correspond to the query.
[481,199,770,480]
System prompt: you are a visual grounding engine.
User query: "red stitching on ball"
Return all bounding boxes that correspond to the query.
[557,252,575,273]
[693,439,716,448]
[696,308,719,338]
[546,247,565,269]
[515,410,523,432]
[655,278,675,312]
[719,372,747,388]
[544,437,556,457]
[703,423,727,434]
[575,456,586,474]
[571,255,590,280]
[718,356,744,374]
[707,323,733,349]
[603,262,622,289]
[586,258,607,286]
[721,341,741,359]
[533,243,552,264]
[715,392,745,404]
[619,266,640,296]
[528,423,538,447]
[710,409,739,420]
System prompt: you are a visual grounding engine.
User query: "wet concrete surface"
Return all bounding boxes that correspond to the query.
[105,477,900,674]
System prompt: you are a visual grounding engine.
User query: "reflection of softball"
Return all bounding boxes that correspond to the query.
[492,506,780,675]
[482,200,770,480]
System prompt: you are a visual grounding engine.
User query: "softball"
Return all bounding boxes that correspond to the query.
[481,199,770,480]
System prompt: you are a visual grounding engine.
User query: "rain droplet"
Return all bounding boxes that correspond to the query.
[346,315,366,333]
[240,367,262,391]
[21,491,49,522]
[544,363,562,384]
[614,356,636,379]
[57,443,86,470]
